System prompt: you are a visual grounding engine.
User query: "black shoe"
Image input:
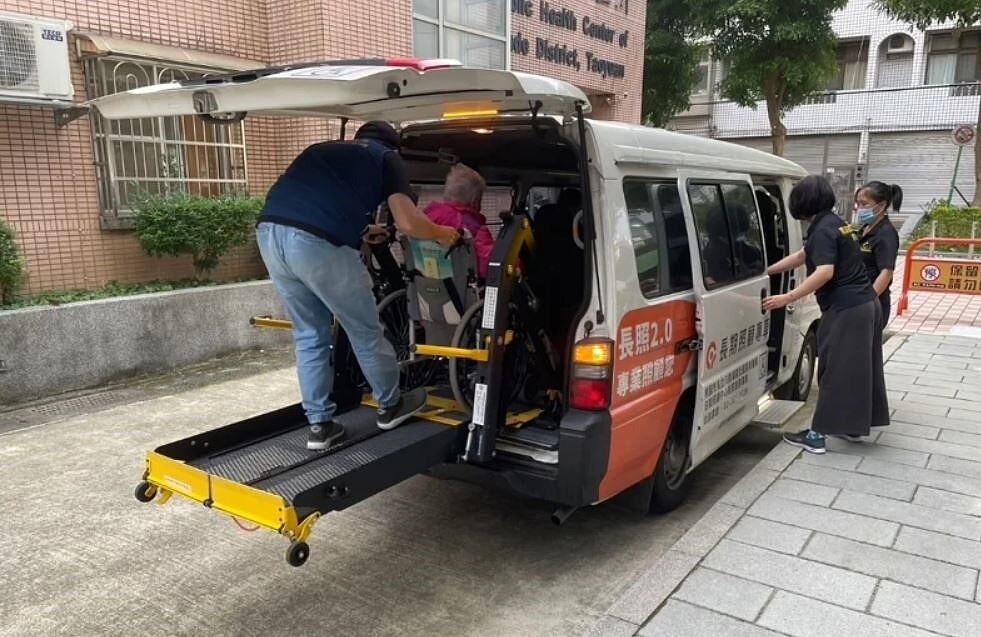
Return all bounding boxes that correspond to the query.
[307,421,345,450]
[783,429,826,455]
[377,387,427,430]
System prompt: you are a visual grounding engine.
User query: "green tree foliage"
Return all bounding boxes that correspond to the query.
[0,217,26,305]
[876,0,981,206]
[642,0,703,127]
[876,0,981,29]
[134,194,263,276]
[692,0,847,156]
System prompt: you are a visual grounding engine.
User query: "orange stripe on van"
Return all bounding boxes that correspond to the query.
[598,300,697,501]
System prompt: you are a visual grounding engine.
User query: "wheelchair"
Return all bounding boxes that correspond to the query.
[352,213,562,418]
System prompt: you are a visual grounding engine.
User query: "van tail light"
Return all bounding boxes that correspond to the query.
[570,338,614,411]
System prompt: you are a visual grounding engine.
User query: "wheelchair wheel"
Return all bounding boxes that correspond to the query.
[334,324,368,393]
[449,300,531,412]
[377,289,436,390]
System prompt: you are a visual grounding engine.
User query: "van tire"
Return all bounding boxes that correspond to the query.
[650,395,694,514]
[774,331,816,402]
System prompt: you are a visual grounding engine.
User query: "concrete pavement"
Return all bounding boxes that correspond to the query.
[0,355,789,637]
[591,332,981,637]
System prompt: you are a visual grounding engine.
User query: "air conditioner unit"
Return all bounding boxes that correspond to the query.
[0,12,73,105]
[886,35,914,56]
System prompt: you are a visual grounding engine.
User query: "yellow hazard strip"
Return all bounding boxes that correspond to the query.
[505,408,543,428]
[360,393,540,428]
[250,317,293,330]
[414,344,489,362]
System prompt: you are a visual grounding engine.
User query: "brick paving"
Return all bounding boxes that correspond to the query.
[889,255,981,335]
[590,333,981,637]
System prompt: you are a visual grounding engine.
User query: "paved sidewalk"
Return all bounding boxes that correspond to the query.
[590,332,981,637]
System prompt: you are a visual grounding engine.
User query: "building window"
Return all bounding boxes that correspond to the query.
[828,40,869,91]
[84,57,247,223]
[926,31,980,85]
[413,0,508,69]
[692,54,712,96]
[876,33,915,88]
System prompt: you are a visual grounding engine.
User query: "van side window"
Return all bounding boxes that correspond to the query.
[623,180,662,298]
[622,180,693,298]
[720,183,766,278]
[689,183,736,288]
[689,182,766,288]
[658,185,694,292]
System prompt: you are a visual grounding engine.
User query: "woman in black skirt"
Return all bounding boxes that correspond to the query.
[763,176,889,454]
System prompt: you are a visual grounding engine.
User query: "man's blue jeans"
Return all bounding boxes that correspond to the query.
[256,222,400,424]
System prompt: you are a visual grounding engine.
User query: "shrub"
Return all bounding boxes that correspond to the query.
[910,201,981,242]
[134,194,263,276]
[0,217,26,305]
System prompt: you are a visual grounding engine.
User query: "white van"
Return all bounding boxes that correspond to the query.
[101,59,819,564]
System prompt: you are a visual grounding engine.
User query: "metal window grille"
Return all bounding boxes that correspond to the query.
[84,57,248,224]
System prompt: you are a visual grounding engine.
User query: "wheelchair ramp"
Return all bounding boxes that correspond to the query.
[152,395,465,518]
[257,420,459,514]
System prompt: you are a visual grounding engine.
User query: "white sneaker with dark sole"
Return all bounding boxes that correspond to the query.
[377,387,428,430]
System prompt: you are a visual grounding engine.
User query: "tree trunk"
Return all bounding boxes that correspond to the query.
[768,103,787,157]
[973,96,981,208]
[762,74,787,157]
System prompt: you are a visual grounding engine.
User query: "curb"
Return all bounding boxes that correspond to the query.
[586,442,801,635]
[585,333,909,636]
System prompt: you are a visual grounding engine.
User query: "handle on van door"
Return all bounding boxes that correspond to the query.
[786,276,797,314]
[760,288,767,315]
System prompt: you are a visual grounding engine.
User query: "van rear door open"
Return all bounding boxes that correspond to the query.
[86,60,590,124]
[680,172,771,468]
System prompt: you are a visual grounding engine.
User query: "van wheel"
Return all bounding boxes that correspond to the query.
[650,398,693,514]
[774,331,816,402]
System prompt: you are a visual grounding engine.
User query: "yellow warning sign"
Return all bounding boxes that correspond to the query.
[907,258,981,293]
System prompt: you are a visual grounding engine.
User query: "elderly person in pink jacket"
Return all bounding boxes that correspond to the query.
[423,163,494,279]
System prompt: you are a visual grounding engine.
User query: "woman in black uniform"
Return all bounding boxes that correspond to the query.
[763,176,889,454]
[854,181,902,329]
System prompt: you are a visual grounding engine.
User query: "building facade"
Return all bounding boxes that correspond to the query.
[0,0,645,294]
[671,0,980,224]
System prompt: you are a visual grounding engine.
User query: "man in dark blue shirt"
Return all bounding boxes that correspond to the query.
[257,121,459,450]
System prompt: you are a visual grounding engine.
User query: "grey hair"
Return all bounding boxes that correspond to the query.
[443,163,486,206]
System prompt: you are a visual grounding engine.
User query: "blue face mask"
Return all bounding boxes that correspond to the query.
[856,208,876,225]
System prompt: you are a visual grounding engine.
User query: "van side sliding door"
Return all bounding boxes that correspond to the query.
[679,172,771,468]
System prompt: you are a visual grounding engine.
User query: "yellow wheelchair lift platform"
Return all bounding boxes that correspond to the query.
[134,389,541,567]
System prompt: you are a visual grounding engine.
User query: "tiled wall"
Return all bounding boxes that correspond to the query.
[511,0,644,123]
[0,0,642,294]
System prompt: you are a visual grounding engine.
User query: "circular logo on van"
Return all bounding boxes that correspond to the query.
[921,264,941,282]
[706,341,718,370]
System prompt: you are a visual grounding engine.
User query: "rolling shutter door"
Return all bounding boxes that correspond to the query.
[868,132,977,216]
[729,135,860,176]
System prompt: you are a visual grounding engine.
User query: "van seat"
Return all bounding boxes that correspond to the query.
[531,192,585,360]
